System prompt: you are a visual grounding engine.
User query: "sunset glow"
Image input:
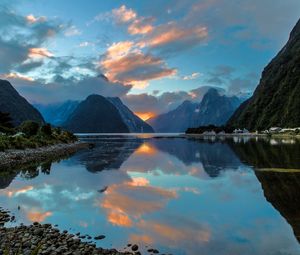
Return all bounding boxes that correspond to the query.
[135,112,156,121]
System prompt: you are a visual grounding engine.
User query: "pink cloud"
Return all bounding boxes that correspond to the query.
[142,23,208,49]
[28,48,54,58]
[112,5,137,23]
[100,41,176,88]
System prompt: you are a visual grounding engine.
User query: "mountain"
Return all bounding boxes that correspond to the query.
[147,100,198,133]
[228,19,300,130]
[195,88,241,126]
[0,79,44,126]
[107,97,154,133]
[148,88,241,132]
[63,95,129,133]
[35,101,79,126]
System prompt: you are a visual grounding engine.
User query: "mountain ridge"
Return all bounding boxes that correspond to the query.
[0,79,45,126]
[228,18,300,130]
[148,88,242,132]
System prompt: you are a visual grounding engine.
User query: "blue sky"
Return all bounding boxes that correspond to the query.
[0,0,299,118]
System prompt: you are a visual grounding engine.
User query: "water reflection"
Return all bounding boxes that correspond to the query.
[0,136,300,255]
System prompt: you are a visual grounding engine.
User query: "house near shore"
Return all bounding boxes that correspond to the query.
[269,127,282,133]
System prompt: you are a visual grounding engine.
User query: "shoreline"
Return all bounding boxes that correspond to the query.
[0,209,135,255]
[0,142,89,171]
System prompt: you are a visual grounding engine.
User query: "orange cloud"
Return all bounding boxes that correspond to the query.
[137,220,211,244]
[98,178,177,227]
[128,19,154,35]
[134,111,156,121]
[1,73,34,82]
[106,41,134,59]
[101,46,176,88]
[107,212,132,227]
[130,234,154,245]
[27,211,52,223]
[112,5,137,23]
[29,48,54,58]
[143,24,208,48]
[2,185,34,197]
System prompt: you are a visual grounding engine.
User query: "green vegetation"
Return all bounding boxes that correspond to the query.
[186,125,234,134]
[0,119,77,151]
[227,19,300,130]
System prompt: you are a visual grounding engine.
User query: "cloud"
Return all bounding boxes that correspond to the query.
[112,5,137,23]
[206,65,257,95]
[28,47,54,58]
[7,75,131,104]
[183,72,201,80]
[0,4,64,74]
[79,41,94,47]
[64,25,81,37]
[187,0,300,48]
[99,177,177,227]
[122,85,222,116]
[1,72,34,82]
[100,41,177,89]
[26,14,46,24]
[128,17,154,35]
[141,22,208,52]
[27,210,52,223]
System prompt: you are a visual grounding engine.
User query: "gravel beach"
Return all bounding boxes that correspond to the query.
[0,142,89,170]
[0,208,136,255]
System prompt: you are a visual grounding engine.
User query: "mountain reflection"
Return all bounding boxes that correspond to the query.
[73,137,142,172]
[152,138,242,177]
[229,137,300,245]
[1,136,300,254]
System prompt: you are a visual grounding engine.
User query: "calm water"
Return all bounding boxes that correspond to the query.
[1,135,300,255]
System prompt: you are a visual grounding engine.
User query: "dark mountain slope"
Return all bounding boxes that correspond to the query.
[63,95,129,133]
[0,80,44,126]
[107,97,154,133]
[228,19,300,130]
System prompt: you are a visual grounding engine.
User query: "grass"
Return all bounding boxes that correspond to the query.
[0,123,77,152]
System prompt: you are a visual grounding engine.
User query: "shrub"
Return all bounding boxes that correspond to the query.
[19,121,40,137]
[40,123,52,136]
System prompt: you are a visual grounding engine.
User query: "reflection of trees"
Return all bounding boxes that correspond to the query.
[229,138,300,243]
[0,154,69,189]
[152,138,241,177]
[256,171,300,243]
[74,138,142,172]
[228,138,300,169]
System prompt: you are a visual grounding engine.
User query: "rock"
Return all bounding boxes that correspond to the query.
[94,235,105,240]
[131,244,139,251]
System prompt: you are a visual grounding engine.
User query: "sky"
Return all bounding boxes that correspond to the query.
[0,0,299,120]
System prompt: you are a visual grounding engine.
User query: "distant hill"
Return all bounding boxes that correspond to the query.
[0,79,44,126]
[148,88,241,133]
[107,97,154,133]
[35,101,79,126]
[63,94,129,133]
[228,18,300,130]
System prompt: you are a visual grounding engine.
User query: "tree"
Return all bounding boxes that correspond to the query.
[40,123,52,136]
[0,111,13,128]
[19,121,40,137]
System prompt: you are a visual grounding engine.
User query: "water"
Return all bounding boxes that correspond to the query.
[1,134,300,255]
